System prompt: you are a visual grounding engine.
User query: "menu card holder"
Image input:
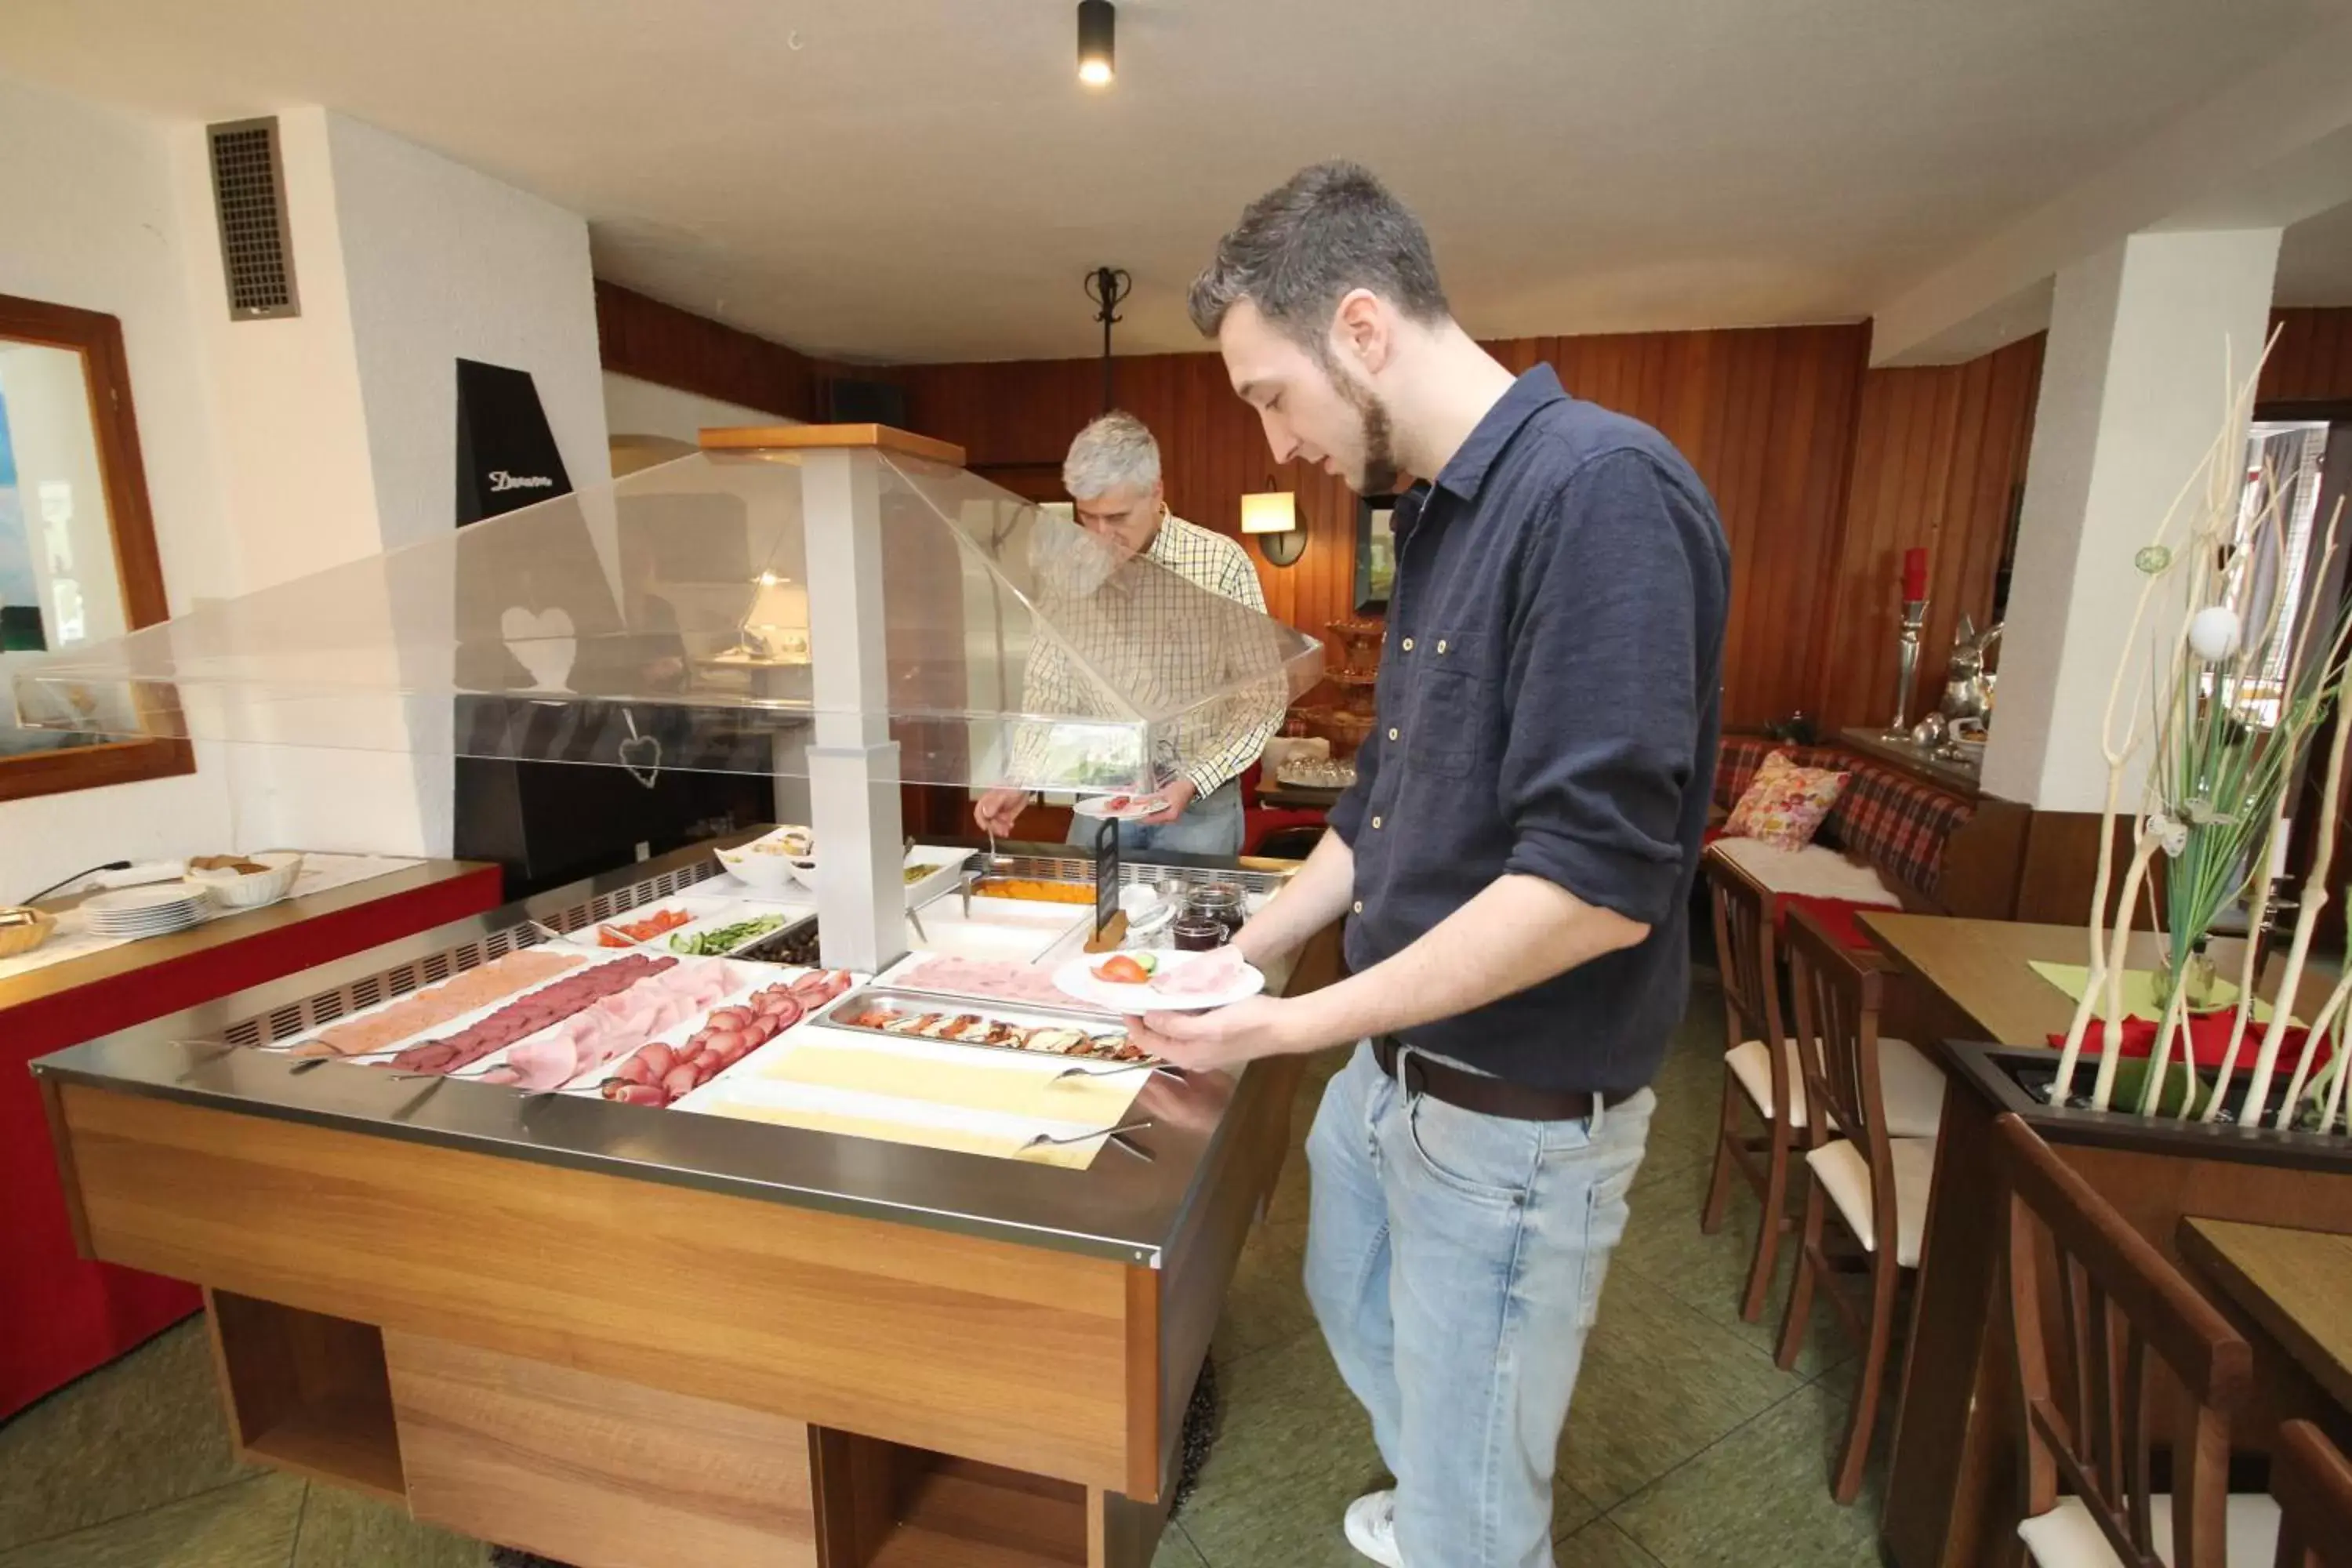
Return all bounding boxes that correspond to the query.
[1092,818,1123,947]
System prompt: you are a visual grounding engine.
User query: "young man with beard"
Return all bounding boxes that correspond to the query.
[1127,164,1730,1567]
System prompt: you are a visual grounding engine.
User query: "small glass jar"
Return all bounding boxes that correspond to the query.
[1172,914,1229,951]
[1185,882,1247,938]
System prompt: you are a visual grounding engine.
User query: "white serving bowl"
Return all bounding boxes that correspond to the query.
[713,841,803,893]
[183,851,303,909]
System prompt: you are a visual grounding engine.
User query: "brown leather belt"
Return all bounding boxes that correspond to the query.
[1373,1036,1599,1123]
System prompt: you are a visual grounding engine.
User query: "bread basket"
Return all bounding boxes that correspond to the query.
[0,906,56,959]
[183,851,304,909]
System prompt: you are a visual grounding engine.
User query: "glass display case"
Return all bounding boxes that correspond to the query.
[5,431,1326,796]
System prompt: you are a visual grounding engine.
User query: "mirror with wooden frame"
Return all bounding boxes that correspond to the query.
[0,292,190,802]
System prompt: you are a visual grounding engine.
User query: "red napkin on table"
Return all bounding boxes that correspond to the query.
[2044,1011,2332,1071]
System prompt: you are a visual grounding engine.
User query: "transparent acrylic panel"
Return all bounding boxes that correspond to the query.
[6,445,1326,793]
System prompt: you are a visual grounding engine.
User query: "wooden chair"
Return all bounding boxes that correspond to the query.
[1993,1113,2281,1567]
[1773,905,1938,1503]
[2271,1421,2352,1568]
[1699,849,1805,1322]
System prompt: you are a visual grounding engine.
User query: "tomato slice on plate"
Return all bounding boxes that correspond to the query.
[1091,954,1150,984]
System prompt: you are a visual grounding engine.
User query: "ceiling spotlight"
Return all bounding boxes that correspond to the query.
[1077,0,1115,87]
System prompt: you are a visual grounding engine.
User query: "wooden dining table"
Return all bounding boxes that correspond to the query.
[1858,911,2352,1568]
[1856,912,2339,1047]
[2179,1216,2352,1414]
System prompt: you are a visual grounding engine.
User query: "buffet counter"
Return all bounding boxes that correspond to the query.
[32,837,1334,1568]
[2,855,501,1418]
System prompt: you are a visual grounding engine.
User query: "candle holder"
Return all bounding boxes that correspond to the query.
[1882,598,1929,741]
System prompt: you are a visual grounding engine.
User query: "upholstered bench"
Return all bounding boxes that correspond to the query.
[1705,735,2012,942]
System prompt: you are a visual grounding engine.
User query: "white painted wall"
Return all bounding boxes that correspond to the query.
[602,372,788,446]
[321,110,612,858]
[0,72,237,898]
[331,113,609,552]
[0,82,618,888]
[165,107,421,857]
[1982,227,2283,811]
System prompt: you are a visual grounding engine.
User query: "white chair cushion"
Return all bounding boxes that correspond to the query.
[1726,1037,1944,1140]
[1726,1037,1813,1127]
[1879,1036,1948,1139]
[2016,1490,2281,1566]
[1711,835,1905,905]
[1806,1136,1936,1268]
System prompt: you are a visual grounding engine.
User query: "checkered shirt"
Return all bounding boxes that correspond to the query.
[1012,514,1285,798]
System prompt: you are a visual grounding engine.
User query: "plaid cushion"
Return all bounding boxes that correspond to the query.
[1827,763,1972,897]
[1711,737,1973,898]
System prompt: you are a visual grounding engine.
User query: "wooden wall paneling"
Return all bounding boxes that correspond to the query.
[1813,334,2043,735]
[2262,308,2352,408]
[594,281,821,423]
[593,282,2090,748]
[855,321,1976,736]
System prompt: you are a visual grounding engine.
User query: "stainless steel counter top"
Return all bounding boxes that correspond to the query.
[31,838,1298,1269]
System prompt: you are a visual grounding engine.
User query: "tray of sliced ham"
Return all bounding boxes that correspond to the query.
[876,953,1116,1013]
[470,957,765,1089]
[595,967,856,1108]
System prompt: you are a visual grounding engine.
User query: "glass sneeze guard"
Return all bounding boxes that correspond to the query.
[5,442,1327,797]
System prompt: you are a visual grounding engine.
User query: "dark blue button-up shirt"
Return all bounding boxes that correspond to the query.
[1328,365,1730,1094]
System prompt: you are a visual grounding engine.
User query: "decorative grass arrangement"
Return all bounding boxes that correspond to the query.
[2053,336,2352,1131]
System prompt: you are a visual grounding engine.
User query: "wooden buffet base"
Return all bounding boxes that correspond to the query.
[43,920,1340,1568]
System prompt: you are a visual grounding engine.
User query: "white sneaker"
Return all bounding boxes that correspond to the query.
[1344,1489,1404,1568]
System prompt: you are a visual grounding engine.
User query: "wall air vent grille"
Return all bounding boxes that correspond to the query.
[207,118,299,320]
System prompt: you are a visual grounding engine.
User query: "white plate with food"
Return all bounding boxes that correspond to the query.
[1070,792,1171,822]
[1052,946,1264,1013]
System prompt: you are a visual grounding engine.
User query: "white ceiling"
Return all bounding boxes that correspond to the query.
[3,0,2349,363]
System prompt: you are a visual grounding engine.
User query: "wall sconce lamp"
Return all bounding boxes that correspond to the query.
[1242,491,1305,567]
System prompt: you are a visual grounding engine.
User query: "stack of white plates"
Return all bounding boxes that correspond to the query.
[81,884,212,938]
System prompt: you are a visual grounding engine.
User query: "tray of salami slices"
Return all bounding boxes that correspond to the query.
[267,942,856,1108]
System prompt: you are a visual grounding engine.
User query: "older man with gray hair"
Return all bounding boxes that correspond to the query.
[974,411,1279,855]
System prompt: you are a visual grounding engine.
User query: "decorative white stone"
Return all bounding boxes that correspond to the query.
[2187,604,2242,662]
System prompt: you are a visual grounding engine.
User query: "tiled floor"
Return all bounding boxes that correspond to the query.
[0,972,1889,1566]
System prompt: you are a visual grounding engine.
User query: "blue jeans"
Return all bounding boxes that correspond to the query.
[1062,779,1244,858]
[1305,1042,1653,1568]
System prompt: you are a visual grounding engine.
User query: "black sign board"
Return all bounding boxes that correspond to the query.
[1094,817,1121,940]
[455,358,572,527]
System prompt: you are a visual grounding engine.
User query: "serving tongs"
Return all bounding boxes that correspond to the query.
[1022,1117,1156,1162]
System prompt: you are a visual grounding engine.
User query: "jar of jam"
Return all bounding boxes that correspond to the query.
[1172,914,1228,951]
[1185,882,1247,939]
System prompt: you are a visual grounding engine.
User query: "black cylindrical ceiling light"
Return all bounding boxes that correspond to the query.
[1077,0,1116,87]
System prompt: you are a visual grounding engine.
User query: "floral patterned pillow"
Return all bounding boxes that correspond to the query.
[1723,750,1848,851]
